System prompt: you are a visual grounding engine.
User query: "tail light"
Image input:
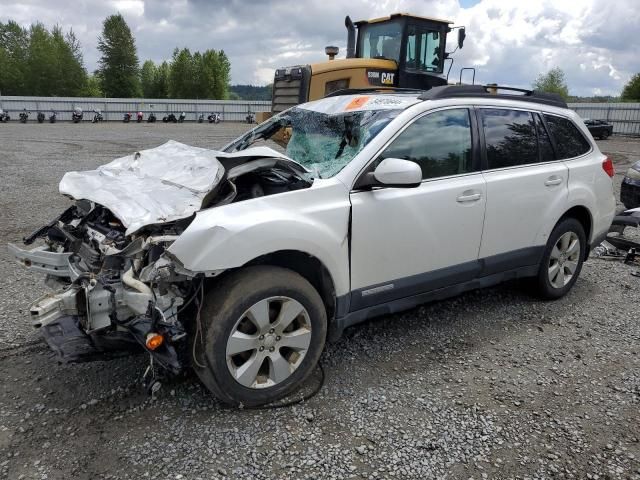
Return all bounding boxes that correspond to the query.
[602,156,614,178]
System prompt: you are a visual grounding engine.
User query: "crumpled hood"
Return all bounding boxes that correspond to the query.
[59,140,297,235]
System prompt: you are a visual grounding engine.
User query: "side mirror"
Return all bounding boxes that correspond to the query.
[356,158,422,189]
[458,28,466,49]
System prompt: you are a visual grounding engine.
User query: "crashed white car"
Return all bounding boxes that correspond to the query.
[9,86,615,406]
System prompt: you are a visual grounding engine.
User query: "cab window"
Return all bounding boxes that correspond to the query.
[406,26,442,73]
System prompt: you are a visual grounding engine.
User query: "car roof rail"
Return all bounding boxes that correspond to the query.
[324,87,427,98]
[418,84,568,108]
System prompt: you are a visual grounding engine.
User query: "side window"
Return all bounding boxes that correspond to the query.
[481,109,538,169]
[535,113,555,162]
[543,114,591,159]
[378,108,473,180]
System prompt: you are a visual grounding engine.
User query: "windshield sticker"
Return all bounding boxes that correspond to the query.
[299,94,420,114]
[345,96,370,110]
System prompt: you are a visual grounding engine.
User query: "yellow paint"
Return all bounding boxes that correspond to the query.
[308,58,397,101]
[359,13,453,25]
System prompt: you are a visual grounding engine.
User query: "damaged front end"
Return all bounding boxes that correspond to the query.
[8,141,314,383]
[9,202,192,374]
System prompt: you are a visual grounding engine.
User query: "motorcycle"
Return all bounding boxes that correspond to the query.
[147,112,157,123]
[0,109,9,122]
[178,112,186,123]
[197,113,204,123]
[123,112,132,123]
[92,110,104,123]
[245,112,255,124]
[37,112,45,123]
[49,111,57,123]
[137,111,143,123]
[162,113,177,123]
[19,109,30,123]
[72,108,83,123]
[208,112,222,124]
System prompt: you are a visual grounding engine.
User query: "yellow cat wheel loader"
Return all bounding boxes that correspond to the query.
[261,13,466,121]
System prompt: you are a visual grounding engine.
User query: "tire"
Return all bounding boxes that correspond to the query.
[534,218,586,300]
[602,131,610,140]
[193,266,327,407]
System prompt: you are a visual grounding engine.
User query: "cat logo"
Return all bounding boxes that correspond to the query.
[381,72,395,85]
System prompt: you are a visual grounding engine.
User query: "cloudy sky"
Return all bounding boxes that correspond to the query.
[1,0,638,96]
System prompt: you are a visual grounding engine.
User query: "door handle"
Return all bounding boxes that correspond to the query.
[544,176,563,186]
[456,192,482,203]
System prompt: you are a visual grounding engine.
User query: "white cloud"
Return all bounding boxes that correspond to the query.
[0,0,638,95]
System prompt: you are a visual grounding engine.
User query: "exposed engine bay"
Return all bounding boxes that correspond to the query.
[8,141,312,385]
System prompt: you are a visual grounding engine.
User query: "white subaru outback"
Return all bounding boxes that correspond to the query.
[9,85,616,406]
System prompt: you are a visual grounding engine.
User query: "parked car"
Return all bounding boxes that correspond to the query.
[584,119,613,140]
[8,85,616,406]
[621,160,640,209]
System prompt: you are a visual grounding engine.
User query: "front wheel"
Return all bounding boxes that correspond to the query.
[534,218,586,299]
[193,266,327,407]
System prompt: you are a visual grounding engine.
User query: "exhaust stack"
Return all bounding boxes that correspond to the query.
[345,16,356,58]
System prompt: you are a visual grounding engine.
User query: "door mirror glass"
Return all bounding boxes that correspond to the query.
[373,158,422,187]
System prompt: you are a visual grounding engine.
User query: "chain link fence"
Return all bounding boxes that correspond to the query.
[0,96,271,122]
[569,103,640,137]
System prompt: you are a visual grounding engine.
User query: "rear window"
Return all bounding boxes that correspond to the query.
[543,115,591,159]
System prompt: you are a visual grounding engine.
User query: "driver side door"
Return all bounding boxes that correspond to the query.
[349,107,486,311]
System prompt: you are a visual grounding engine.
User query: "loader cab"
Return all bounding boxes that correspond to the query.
[354,14,453,90]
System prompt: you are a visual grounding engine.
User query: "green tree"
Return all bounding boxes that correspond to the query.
[25,23,56,95]
[621,73,640,101]
[533,67,569,100]
[0,21,29,94]
[80,74,103,96]
[214,49,231,99]
[140,59,157,97]
[97,13,141,97]
[154,61,170,98]
[169,48,196,98]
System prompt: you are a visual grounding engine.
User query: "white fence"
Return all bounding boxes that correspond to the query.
[0,96,271,122]
[569,102,640,136]
[2,96,639,135]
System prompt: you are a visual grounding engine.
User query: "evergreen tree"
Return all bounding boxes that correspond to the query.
[0,21,29,94]
[154,61,170,98]
[140,59,157,97]
[621,74,640,101]
[97,13,141,97]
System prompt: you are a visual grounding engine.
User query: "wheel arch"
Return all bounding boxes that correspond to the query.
[242,250,338,324]
[557,205,593,260]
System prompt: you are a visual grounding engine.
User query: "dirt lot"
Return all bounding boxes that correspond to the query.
[0,123,639,480]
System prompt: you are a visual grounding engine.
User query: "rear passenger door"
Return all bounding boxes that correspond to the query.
[478,108,568,269]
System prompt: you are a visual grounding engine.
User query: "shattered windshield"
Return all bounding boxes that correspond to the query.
[223,106,401,178]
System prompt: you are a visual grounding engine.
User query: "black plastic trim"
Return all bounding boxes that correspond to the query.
[349,246,544,312]
[332,263,540,339]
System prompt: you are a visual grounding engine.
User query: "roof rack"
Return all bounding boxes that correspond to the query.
[418,85,568,108]
[324,87,426,98]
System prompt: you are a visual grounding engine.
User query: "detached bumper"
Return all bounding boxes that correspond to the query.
[7,243,72,277]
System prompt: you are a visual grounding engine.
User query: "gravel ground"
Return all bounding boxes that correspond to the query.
[0,123,639,480]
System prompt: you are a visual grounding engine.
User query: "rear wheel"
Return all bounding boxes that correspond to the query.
[601,131,610,140]
[534,218,586,299]
[193,266,327,407]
